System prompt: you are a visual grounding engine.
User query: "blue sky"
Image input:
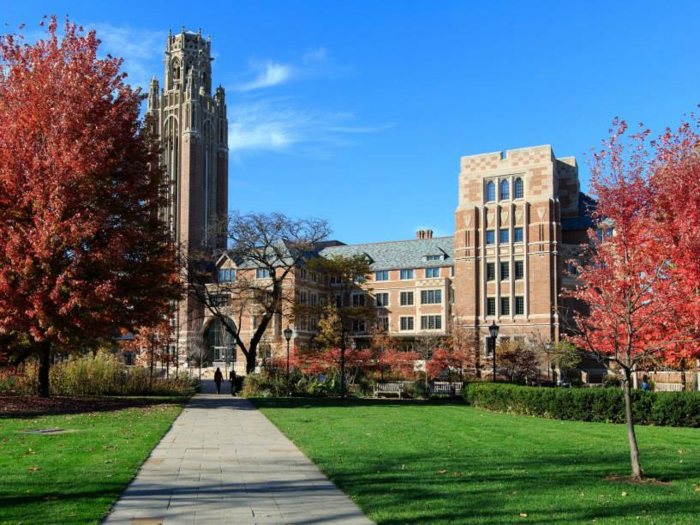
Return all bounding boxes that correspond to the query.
[3,1,700,243]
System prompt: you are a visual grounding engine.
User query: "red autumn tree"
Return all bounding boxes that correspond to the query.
[378,348,419,380]
[122,317,176,382]
[566,118,700,480]
[426,346,474,381]
[0,18,181,396]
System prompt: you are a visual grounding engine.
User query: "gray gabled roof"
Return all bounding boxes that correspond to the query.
[320,236,454,271]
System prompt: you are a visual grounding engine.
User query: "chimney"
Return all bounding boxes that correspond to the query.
[416,230,424,239]
[425,229,433,239]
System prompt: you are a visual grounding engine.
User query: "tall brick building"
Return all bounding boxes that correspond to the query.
[453,145,591,357]
[147,28,229,356]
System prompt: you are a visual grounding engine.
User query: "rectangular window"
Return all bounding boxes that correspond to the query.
[426,255,441,261]
[256,268,270,279]
[515,296,525,315]
[486,230,495,245]
[375,292,389,307]
[352,319,367,333]
[311,293,318,307]
[486,262,496,281]
[352,294,366,307]
[514,227,524,243]
[311,272,317,283]
[487,297,496,317]
[379,316,389,331]
[300,269,307,280]
[400,269,414,280]
[334,295,342,308]
[400,316,414,331]
[420,289,442,304]
[499,228,509,244]
[420,315,442,330]
[426,267,440,278]
[375,270,389,281]
[501,297,510,316]
[218,268,236,283]
[515,260,524,280]
[451,266,455,277]
[400,291,414,306]
[500,262,510,280]
[300,291,307,304]
[300,317,308,331]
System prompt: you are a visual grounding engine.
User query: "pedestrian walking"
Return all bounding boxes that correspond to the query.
[214,367,223,394]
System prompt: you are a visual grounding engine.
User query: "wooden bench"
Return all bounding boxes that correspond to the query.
[431,382,463,396]
[374,382,404,399]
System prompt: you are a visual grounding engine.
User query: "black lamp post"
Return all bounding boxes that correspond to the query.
[283,327,293,379]
[489,321,500,382]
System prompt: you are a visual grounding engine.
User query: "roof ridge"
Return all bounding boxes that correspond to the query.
[324,236,453,249]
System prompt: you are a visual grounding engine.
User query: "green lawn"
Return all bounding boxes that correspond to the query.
[0,398,186,525]
[253,398,700,524]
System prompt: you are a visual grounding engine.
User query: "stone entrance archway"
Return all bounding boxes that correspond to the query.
[203,317,236,369]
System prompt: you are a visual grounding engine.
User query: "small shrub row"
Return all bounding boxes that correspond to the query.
[1,351,198,397]
[240,370,335,398]
[463,382,700,428]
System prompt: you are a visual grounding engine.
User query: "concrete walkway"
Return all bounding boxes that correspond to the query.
[103,380,372,525]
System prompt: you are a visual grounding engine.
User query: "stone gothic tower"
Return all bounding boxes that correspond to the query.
[147,28,229,357]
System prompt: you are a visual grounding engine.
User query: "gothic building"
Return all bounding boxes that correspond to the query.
[147,28,229,356]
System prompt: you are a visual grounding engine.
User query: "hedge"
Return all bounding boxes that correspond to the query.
[463,382,700,428]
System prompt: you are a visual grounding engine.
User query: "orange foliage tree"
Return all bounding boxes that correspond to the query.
[0,18,180,396]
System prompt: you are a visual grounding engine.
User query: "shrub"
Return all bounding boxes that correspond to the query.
[0,351,197,396]
[240,370,334,398]
[463,383,700,428]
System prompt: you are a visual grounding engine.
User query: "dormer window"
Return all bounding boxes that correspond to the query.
[219,268,236,283]
[426,255,441,261]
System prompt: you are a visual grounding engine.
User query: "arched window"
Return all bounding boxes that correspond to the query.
[514,177,524,199]
[205,318,236,363]
[486,181,496,202]
[500,179,510,200]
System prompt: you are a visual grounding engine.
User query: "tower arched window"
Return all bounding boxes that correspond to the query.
[486,181,496,202]
[514,177,524,199]
[500,179,510,200]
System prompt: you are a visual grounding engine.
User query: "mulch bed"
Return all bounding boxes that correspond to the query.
[0,395,171,418]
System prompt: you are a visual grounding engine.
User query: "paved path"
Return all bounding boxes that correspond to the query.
[103,380,372,525]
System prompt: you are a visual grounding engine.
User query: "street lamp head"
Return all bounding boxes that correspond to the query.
[283,327,293,342]
[489,321,499,339]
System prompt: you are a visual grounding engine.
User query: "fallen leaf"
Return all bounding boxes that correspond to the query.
[438,469,447,474]
[27,467,41,472]
[520,513,528,518]
[621,492,628,497]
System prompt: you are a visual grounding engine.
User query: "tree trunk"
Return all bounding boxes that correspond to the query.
[623,369,643,480]
[246,349,256,374]
[38,341,51,398]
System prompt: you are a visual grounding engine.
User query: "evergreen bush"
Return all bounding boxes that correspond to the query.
[463,382,700,427]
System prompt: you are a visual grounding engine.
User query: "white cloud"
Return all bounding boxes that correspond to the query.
[228,98,394,157]
[235,61,293,91]
[89,23,164,90]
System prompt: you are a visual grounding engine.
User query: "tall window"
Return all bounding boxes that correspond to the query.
[515,296,525,315]
[400,316,414,331]
[501,297,510,316]
[515,260,524,280]
[514,178,524,199]
[420,290,442,304]
[486,230,495,245]
[300,291,307,304]
[486,181,496,202]
[514,227,524,243]
[400,291,414,306]
[486,263,496,281]
[486,297,496,317]
[400,269,414,280]
[375,270,389,281]
[426,267,440,278]
[499,229,509,244]
[375,292,389,307]
[500,262,509,280]
[500,179,510,200]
